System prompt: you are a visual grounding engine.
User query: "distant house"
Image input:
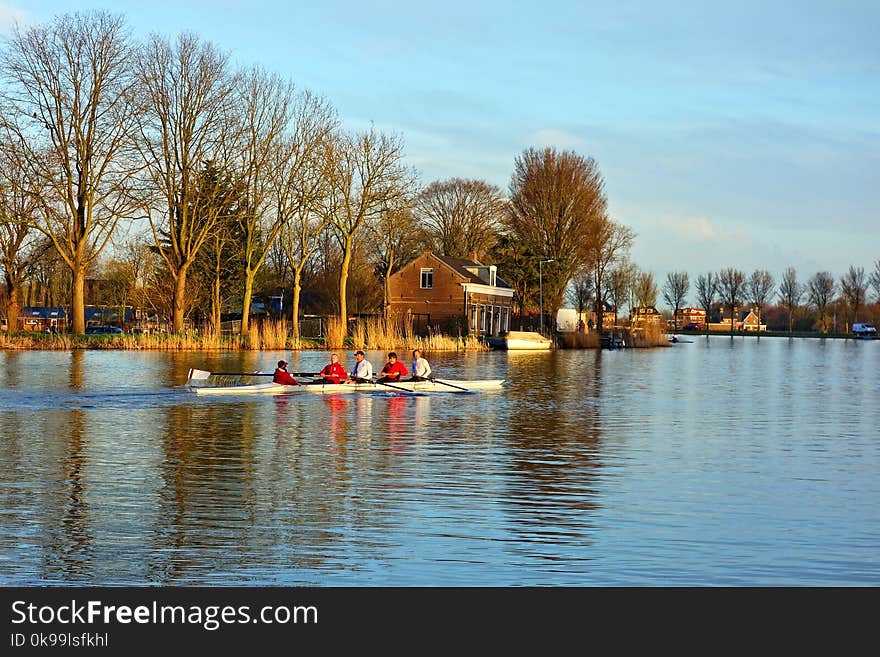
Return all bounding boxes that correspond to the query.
[711,308,767,332]
[387,252,514,336]
[674,306,706,328]
[630,306,665,330]
[18,307,68,333]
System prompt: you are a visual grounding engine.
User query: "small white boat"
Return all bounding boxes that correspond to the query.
[487,330,552,351]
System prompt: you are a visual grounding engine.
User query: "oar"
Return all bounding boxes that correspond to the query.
[194,370,320,377]
[429,378,475,394]
[372,379,425,396]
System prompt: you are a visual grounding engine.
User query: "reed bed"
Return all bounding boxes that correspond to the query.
[628,324,670,348]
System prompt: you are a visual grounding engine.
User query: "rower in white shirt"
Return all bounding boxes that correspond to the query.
[347,350,374,383]
[409,349,432,381]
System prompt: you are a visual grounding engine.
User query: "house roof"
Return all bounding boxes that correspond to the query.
[433,254,513,289]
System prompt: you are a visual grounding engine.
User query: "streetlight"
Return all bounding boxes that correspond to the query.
[539,258,555,335]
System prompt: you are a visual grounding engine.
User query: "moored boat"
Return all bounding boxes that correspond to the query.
[486,330,552,350]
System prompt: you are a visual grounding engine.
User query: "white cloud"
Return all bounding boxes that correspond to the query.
[0,3,28,35]
[665,216,747,242]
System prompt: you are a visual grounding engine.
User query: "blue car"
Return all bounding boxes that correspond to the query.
[85,325,123,334]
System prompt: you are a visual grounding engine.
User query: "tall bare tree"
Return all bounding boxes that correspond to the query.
[416,178,506,259]
[566,271,594,329]
[662,271,689,330]
[718,268,746,334]
[232,67,295,335]
[607,260,637,326]
[587,218,635,332]
[134,32,237,332]
[808,271,836,333]
[371,205,419,319]
[747,269,774,330]
[1,12,139,333]
[508,147,608,324]
[695,271,718,336]
[0,146,43,331]
[323,128,411,333]
[633,271,658,311]
[870,260,880,303]
[778,266,804,333]
[839,265,867,331]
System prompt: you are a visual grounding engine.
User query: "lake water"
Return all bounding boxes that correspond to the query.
[1,337,878,585]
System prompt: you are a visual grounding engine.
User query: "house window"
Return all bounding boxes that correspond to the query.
[471,304,478,331]
[480,305,486,332]
[420,268,433,289]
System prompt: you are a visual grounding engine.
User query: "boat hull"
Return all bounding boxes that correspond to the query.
[187,379,505,395]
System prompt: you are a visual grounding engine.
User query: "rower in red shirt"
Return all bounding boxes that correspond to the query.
[319,352,347,384]
[377,352,408,382]
[272,360,299,386]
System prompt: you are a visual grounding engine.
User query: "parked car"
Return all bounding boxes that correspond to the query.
[85,325,123,334]
[682,322,702,331]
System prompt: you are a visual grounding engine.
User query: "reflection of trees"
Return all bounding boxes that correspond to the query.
[41,408,95,580]
[146,391,399,582]
[502,350,604,547]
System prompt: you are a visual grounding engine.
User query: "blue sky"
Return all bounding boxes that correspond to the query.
[6,1,879,285]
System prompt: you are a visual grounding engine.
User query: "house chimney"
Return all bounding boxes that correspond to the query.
[469,251,478,262]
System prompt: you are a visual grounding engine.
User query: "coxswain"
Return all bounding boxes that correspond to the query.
[273,360,299,385]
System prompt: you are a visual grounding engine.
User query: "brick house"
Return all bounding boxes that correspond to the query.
[673,306,706,328]
[630,305,665,330]
[387,252,514,336]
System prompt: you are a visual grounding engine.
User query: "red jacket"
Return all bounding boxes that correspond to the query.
[273,368,298,385]
[380,360,408,380]
[320,362,347,384]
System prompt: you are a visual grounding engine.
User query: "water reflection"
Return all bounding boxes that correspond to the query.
[1,341,878,585]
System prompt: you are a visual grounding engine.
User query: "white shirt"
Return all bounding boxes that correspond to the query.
[411,357,431,378]
[351,358,373,380]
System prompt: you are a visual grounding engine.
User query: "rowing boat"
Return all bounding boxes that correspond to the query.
[185,376,505,395]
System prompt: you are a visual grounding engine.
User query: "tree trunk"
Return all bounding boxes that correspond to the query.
[291,268,302,344]
[211,274,221,334]
[172,266,189,333]
[788,307,793,333]
[338,234,353,334]
[383,257,393,319]
[4,275,21,332]
[240,269,255,336]
[71,267,86,334]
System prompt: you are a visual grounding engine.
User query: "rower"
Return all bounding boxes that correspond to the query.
[409,349,432,381]
[376,352,408,383]
[347,350,373,383]
[273,360,299,386]
[319,352,347,384]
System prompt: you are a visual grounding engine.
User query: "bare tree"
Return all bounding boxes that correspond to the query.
[323,128,411,333]
[747,269,774,330]
[566,271,594,330]
[508,147,609,324]
[808,271,836,333]
[695,272,719,336]
[232,67,296,335]
[606,260,637,326]
[371,205,419,319]
[586,217,635,331]
[1,12,139,333]
[0,146,44,331]
[718,268,746,334]
[134,32,237,332]
[416,178,506,260]
[777,266,804,333]
[633,271,658,311]
[869,259,880,303]
[839,265,867,331]
[662,271,689,330]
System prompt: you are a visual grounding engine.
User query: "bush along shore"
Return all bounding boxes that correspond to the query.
[0,318,489,352]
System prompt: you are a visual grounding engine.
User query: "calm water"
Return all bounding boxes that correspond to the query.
[1,337,878,586]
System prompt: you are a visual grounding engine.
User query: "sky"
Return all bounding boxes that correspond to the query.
[5,1,879,285]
